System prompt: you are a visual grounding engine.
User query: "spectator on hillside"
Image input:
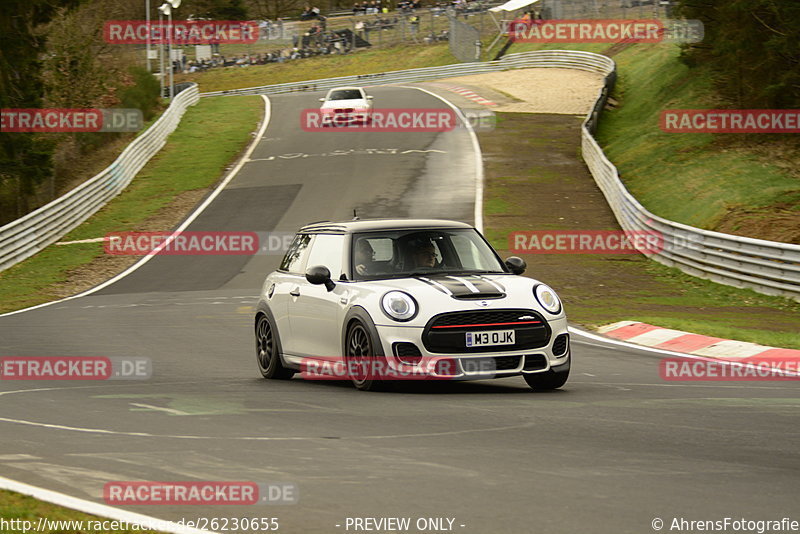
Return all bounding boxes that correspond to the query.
[409,14,419,40]
[300,5,318,20]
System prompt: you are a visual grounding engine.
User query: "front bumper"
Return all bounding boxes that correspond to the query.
[321,112,370,125]
[373,316,569,380]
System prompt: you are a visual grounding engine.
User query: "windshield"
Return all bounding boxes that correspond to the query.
[351,228,506,280]
[328,89,364,100]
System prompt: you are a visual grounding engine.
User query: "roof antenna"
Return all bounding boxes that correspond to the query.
[353,208,359,221]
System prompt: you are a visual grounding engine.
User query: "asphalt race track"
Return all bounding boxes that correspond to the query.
[1,86,798,534]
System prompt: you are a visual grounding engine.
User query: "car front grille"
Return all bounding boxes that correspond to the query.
[334,108,354,113]
[422,309,551,354]
[552,333,569,356]
[462,356,522,373]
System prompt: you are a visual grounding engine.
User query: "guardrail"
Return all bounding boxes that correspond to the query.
[203,49,800,300]
[578,73,800,301]
[200,50,613,97]
[0,84,200,272]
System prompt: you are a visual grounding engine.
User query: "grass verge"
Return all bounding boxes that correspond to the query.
[0,95,262,314]
[508,41,800,243]
[176,43,457,93]
[0,489,161,533]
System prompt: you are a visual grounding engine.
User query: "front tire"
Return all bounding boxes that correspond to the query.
[344,321,386,391]
[255,314,294,379]
[523,368,569,390]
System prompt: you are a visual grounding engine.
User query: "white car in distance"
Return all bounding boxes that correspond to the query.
[318,86,373,126]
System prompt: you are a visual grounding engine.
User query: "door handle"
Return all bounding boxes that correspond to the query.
[289,287,300,297]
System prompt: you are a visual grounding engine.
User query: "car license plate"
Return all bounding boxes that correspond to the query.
[465,330,515,347]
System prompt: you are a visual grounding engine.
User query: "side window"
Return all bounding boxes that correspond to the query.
[305,234,345,279]
[280,234,312,274]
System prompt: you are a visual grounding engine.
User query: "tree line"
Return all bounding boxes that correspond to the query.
[676,0,800,108]
[0,0,301,225]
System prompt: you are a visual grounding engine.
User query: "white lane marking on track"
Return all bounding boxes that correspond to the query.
[248,148,446,162]
[0,454,40,460]
[402,85,484,232]
[0,476,217,534]
[0,95,272,318]
[0,415,540,441]
[130,403,190,416]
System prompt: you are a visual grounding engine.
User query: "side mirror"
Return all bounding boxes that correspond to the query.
[505,256,526,275]
[306,265,335,291]
[318,97,325,102]
[366,95,373,99]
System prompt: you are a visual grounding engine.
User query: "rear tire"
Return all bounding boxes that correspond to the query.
[255,314,294,379]
[523,368,569,390]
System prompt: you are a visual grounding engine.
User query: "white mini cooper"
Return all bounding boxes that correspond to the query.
[254,219,570,391]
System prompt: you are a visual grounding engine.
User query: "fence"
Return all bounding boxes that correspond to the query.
[205,6,499,61]
[201,50,800,301]
[0,85,200,272]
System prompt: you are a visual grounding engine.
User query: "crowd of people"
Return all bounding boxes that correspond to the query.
[171,0,493,75]
[180,41,350,73]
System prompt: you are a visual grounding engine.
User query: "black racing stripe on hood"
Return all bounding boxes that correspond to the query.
[475,275,506,293]
[416,275,507,298]
[452,275,506,294]
[415,276,453,296]
[432,276,478,297]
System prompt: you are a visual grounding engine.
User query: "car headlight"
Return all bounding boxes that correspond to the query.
[533,284,562,315]
[381,291,418,322]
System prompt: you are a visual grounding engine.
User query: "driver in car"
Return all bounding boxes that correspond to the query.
[409,238,438,269]
[354,238,375,276]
